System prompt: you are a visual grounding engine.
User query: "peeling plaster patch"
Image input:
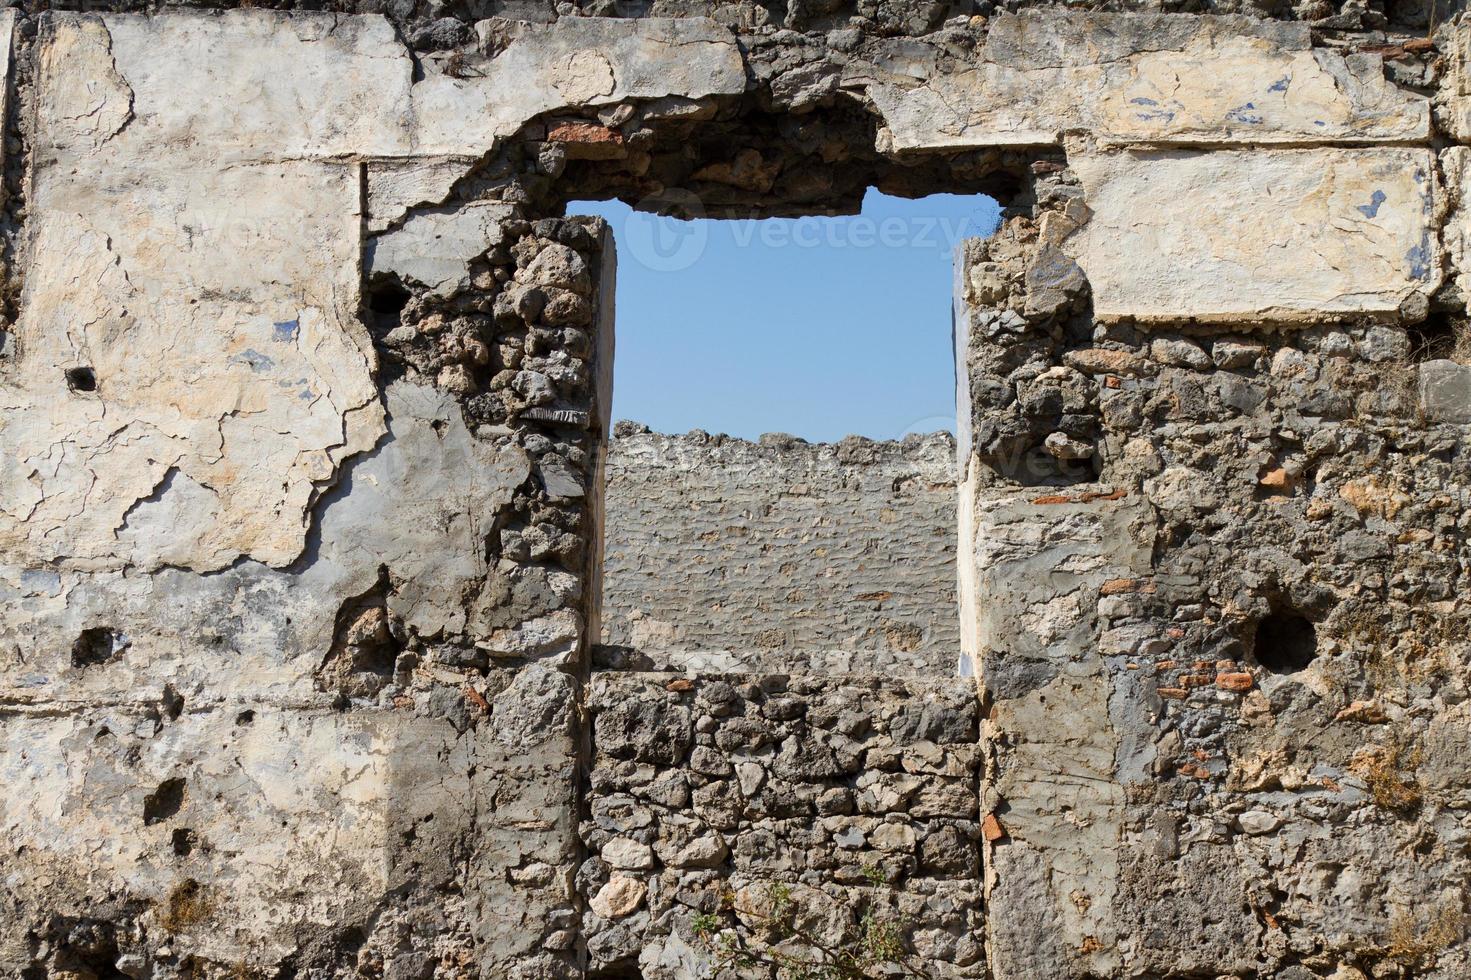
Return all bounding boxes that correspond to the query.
[367,201,517,296]
[365,159,473,234]
[553,49,617,103]
[34,14,134,154]
[3,156,384,570]
[0,385,530,707]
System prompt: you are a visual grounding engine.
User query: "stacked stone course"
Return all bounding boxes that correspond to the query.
[600,425,960,675]
[580,673,983,977]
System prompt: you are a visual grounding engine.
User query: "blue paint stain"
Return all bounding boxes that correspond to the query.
[272,319,300,342]
[1356,190,1387,218]
[230,349,275,373]
[1408,240,1431,280]
[1133,109,1176,123]
[20,568,62,596]
[1268,75,1291,92]
[1227,102,1264,124]
[1130,97,1159,106]
[1314,120,1326,127]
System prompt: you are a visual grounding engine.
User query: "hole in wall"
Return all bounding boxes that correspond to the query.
[1013,442,1100,488]
[1408,310,1471,364]
[143,777,187,826]
[365,277,412,334]
[171,828,197,857]
[161,683,184,720]
[64,366,97,392]
[71,627,127,668]
[1252,610,1318,675]
[587,964,644,980]
[579,190,995,676]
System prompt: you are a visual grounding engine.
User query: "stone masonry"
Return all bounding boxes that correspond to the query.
[600,425,960,675]
[1,2,1471,979]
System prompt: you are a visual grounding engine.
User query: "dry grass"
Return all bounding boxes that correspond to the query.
[1361,316,1471,425]
[1411,315,1471,365]
[1340,606,1453,694]
[159,878,215,932]
[1352,733,1425,815]
[1387,897,1465,965]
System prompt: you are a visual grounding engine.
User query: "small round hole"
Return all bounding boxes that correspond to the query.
[65,366,97,392]
[1253,611,1318,674]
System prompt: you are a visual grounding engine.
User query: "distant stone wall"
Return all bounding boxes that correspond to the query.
[600,425,960,675]
[580,671,983,979]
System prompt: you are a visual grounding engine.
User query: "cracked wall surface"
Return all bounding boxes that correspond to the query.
[1,2,1470,978]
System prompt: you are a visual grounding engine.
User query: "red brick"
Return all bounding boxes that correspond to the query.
[546,121,627,159]
[462,684,490,713]
[1216,672,1254,692]
[982,814,1006,842]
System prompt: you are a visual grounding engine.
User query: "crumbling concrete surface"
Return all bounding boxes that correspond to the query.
[1,2,1470,978]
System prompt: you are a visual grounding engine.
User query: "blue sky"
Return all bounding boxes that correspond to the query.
[569,190,1000,443]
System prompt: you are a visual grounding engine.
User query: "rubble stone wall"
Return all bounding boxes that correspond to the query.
[957,208,1471,979]
[600,425,960,675]
[2,2,1471,979]
[581,672,983,978]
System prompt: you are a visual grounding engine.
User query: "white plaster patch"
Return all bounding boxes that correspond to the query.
[1,160,383,572]
[1066,146,1440,323]
[865,11,1429,151]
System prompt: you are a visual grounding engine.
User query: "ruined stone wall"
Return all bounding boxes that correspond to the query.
[600,425,960,675]
[956,194,1471,978]
[580,672,983,977]
[2,2,1471,979]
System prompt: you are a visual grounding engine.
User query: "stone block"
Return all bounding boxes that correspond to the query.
[1419,358,1471,423]
[408,16,747,156]
[37,11,414,162]
[865,11,1428,151]
[1066,146,1439,323]
[37,11,746,169]
[367,201,519,296]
